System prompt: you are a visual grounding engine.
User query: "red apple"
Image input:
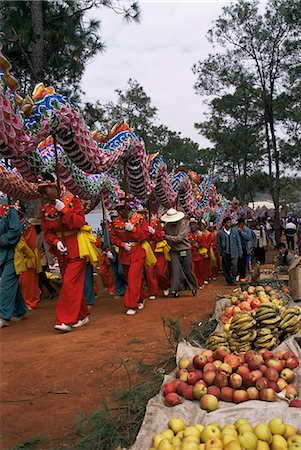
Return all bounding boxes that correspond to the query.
[247,387,259,400]
[213,360,223,370]
[183,385,196,401]
[237,366,250,377]
[219,362,232,375]
[251,299,261,309]
[285,357,299,370]
[214,372,228,388]
[259,365,268,374]
[233,389,249,403]
[248,354,264,370]
[282,351,296,360]
[179,371,189,382]
[267,359,285,372]
[277,378,288,391]
[229,373,243,389]
[242,373,256,388]
[186,362,195,372]
[256,377,269,391]
[201,349,213,362]
[176,381,188,396]
[207,385,221,400]
[280,368,295,383]
[193,354,207,369]
[195,379,207,388]
[260,349,274,361]
[224,354,241,371]
[187,371,202,385]
[244,350,256,362]
[220,386,234,402]
[213,348,229,361]
[162,383,177,396]
[202,370,217,386]
[172,379,181,389]
[203,363,217,373]
[164,392,181,406]
[285,384,299,400]
[250,370,264,382]
[259,388,276,402]
[265,368,279,382]
[268,381,279,392]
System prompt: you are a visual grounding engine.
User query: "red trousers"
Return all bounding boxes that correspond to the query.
[201,258,211,281]
[56,257,89,325]
[99,262,115,294]
[20,268,40,309]
[192,260,204,287]
[145,253,170,295]
[122,258,146,309]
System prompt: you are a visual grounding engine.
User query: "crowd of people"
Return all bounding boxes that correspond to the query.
[0,177,300,332]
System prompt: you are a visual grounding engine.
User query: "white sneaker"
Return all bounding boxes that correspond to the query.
[11,312,28,321]
[204,281,209,285]
[54,323,71,332]
[149,295,156,300]
[87,305,93,309]
[27,306,33,311]
[163,289,170,297]
[126,309,136,315]
[0,318,10,328]
[72,317,90,328]
[138,300,145,310]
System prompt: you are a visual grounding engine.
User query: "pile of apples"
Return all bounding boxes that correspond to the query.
[220,286,287,330]
[162,348,300,410]
[149,417,301,450]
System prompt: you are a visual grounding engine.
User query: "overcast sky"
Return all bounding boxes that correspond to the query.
[81,1,232,147]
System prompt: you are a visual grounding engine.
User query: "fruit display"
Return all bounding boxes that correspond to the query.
[161,348,300,410]
[220,285,290,330]
[149,417,301,450]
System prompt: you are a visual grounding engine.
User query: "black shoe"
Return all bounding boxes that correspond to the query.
[172,291,179,298]
[192,289,197,296]
[49,290,56,299]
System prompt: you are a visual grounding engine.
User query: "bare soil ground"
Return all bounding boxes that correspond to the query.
[1,278,234,449]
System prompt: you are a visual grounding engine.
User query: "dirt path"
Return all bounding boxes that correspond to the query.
[1,278,233,449]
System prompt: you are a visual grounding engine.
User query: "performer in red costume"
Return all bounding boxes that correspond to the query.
[38,175,90,332]
[110,200,150,315]
[199,219,212,285]
[145,215,170,299]
[188,218,204,289]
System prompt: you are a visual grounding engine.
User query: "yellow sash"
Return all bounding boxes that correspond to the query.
[209,246,217,268]
[132,241,157,267]
[14,237,37,275]
[57,226,100,266]
[154,240,171,261]
[198,247,208,258]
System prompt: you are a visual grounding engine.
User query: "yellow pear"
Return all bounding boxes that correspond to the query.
[168,418,185,434]
[254,424,272,444]
[199,445,205,450]
[271,434,288,450]
[195,424,205,434]
[224,440,243,450]
[223,424,237,431]
[171,436,182,447]
[223,435,238,445]
[288,435,301,445]
[268,418,287,436]
[235,419,250,429]
[284,426,298,440]
[183,435,200,444]
[184,426,201,439]
[181,441,199,450]
[239,424,254,434]
[256,441,270,450]
[222,428,238,438]
[201,425,222,442]
[153,434,164,448]
[177,430,184,439]
[204,437,223,449]
[160,429,174,440]
[157,438,173,450]
[207,422,223,431]
[238,431,258,450]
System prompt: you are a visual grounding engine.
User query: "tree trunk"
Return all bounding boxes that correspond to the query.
[30,0,44,87]
[267,103,281,244]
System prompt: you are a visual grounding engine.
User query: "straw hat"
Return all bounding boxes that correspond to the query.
[161,208,185,223]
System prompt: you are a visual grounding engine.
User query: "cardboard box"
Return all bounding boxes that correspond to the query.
[288,257,301,301]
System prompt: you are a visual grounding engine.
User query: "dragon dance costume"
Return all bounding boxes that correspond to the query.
[0,204,27,325]
[41,193,90,326]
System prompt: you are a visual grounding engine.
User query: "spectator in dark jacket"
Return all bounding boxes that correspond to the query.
[237,218,252,280]
[285,219,297,250]
[217,217,242,285]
